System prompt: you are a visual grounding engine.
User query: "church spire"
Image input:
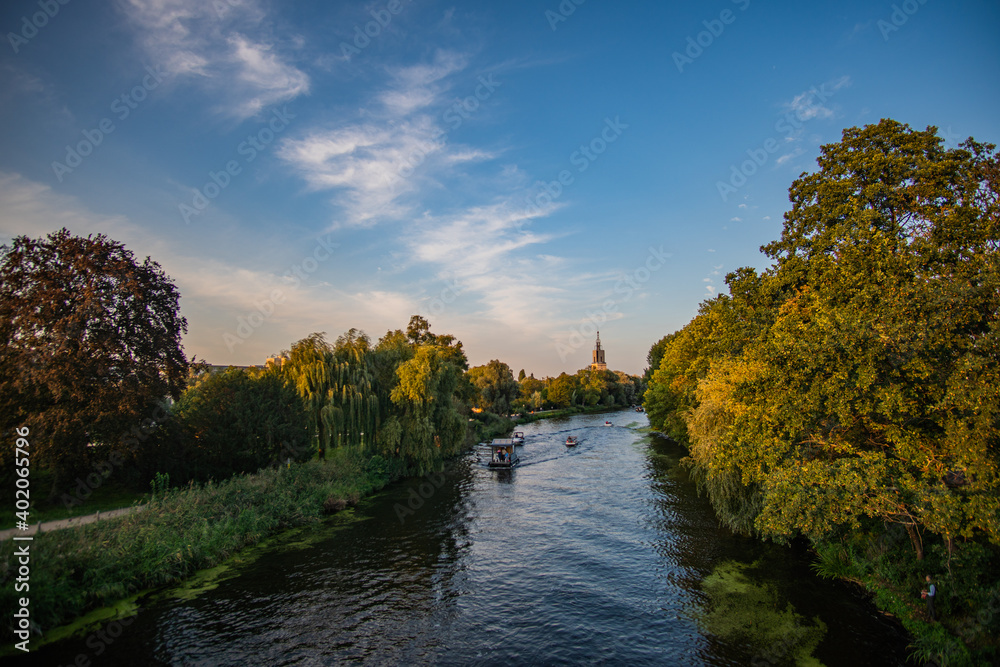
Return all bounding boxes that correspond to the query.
[591,331,607,371]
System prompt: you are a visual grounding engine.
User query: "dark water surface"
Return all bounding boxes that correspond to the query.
[18,412,910,665]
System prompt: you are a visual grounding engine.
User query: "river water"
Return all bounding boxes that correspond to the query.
[19,411,910,666]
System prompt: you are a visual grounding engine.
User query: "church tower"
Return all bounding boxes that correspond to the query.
[591,332,607,371]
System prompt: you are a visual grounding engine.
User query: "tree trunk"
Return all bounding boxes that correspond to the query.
[905,523,924,560]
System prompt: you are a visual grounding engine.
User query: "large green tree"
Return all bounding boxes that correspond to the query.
[170,367,310,481]
[648,121,1000,556]
[467,359,519,414]
[0,229,188,495]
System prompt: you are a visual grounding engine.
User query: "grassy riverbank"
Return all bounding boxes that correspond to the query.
[1,415,516,648]
[0,449,394,645]
[0,476,142,531]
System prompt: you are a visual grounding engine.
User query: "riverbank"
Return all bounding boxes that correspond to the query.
[0,505,146,541]
[514,404,636,425]
[1,417,515,649]
[6,411,914,665]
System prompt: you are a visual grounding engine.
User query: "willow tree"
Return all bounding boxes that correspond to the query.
[326,329,380,449]
[283,333,336,459]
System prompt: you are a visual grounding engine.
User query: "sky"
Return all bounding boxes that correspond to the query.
[1,0,998,377]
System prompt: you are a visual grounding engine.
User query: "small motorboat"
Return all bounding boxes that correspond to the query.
[488,439,520,468]
[565,436,578,447]
[511,431,525,445]
[603,421,613,427]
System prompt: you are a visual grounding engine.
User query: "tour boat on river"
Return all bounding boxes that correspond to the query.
[488,439,520,468]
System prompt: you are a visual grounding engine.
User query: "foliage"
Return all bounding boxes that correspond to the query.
[644,120,1000,661]
[697,560,827,666]
[467,359,520,415]
[162,367,310,483]
[0,228,189,496]
[276,318,470,475]
[0,448,406,646]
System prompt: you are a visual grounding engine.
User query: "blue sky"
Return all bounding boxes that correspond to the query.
[1,0,998,376]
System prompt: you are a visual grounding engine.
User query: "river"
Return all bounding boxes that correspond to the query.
[17,411,910,666]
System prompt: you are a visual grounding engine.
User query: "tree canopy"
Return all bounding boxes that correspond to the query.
[0,228,188,494]
[644,120,999,658]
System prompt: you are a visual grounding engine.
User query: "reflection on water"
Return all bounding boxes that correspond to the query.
[15,412,909,666]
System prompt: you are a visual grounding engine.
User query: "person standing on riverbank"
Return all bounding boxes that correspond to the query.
[922,575,937,621]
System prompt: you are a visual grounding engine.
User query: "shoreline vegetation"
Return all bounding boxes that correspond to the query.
[1,270,644,654]
[1,399,635,651]
[642,121,1000,665]
[0,416,515,654]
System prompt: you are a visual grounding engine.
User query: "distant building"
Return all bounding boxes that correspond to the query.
[591,332,607,371]
[202,356,286,376]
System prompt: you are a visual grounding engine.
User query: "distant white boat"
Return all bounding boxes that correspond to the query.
[511,431,525,445]
[604,421,612,427]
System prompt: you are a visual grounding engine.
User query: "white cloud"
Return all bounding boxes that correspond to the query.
[0,171,414,364]
[776,149,804,166]
[119,0,309,120]
[783,75,851,126]
[278,50,497,227]
[280,117,448,225]
[405,200,565,328]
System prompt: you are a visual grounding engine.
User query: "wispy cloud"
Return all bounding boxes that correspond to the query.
[775,149,804,165]
[280,118,445,224]
[405,200,568,328]
[119,0,309,119]
[0,171,414,362]
[278,50,495,227]
[783,75,851,126]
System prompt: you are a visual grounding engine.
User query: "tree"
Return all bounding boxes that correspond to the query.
[0,229,188,495]
[170,367,310,481]
[747,121,1000,553]
[467,360,519,414]
[547,372,579,408]
[384,344,467,472]
[282,333,336,458]
[406,315,434,344]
